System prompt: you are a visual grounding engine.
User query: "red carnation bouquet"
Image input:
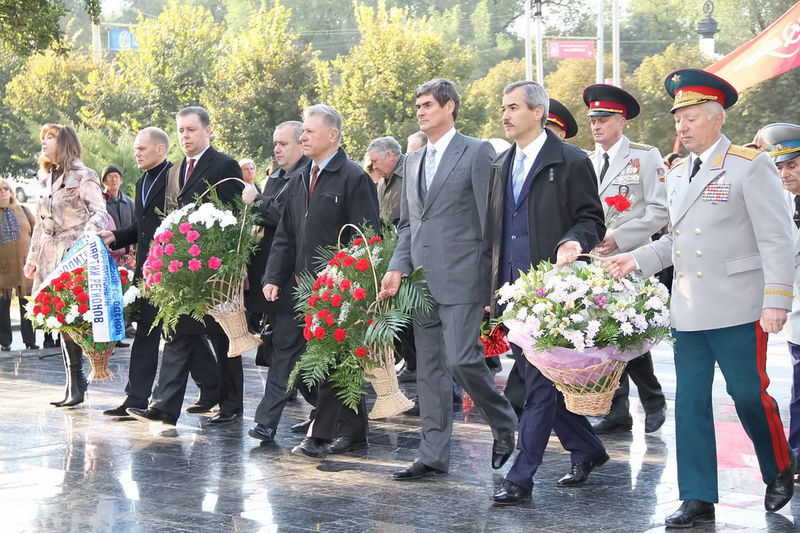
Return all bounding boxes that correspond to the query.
[603,194,632,227]
[289,225,431,417]
[480,321,510,358]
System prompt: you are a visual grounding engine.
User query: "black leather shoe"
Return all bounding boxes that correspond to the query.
[25,343,39,350]
[664,499,715,528]
[0,345,9,351]
[556,452,610,486]
[126,407,177,426]
[396,367,417,383]
[116,341,130,348]
[292,437,328,459]
[391,459,446,481]
[329,436,367,454]
[765,452,797,512]
[207,411,242,424]
[645,407,667,433]
[103,405,137,417]
[185,401,217,414]
[43,338,57,349]
[492,480,532,506]
[404,397,420,416]
[492,435,515,469]
[248,424,276,442]
[591,418,632,434]
[290,418,312,433]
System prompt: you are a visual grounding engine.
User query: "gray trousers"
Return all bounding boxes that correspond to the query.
[414,301,517,471]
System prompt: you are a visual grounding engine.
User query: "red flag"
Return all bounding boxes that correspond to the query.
[708,2,800,92]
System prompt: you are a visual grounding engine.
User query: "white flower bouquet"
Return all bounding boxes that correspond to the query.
[497,260,670,415]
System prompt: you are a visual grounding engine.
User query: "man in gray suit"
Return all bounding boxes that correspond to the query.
[381,78,517,480]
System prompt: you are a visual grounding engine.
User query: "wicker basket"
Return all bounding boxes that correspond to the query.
[68,332,116,381]
[366,347,414,419]
[535,358,627,416]
[207,276,263,358]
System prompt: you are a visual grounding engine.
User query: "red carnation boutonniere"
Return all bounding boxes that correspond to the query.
[480,321,510,358]
[603,194,633,226]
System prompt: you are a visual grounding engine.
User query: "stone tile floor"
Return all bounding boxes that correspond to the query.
[0,331,798,532]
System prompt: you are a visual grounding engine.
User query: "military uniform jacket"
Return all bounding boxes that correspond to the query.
[632,135,794,331]
[788,221,800,345]
[590,136,668,253]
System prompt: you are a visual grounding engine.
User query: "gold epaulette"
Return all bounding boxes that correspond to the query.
[629,142,654,151]
[727,144,759,160]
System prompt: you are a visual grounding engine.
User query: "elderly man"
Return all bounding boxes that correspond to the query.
[487,81,606,505]
[264,104,380,458]
[582,84,669,435]
[244,120,316,443]
[605,69,796,527]
[367,136,404,226]
[406,131,427,154]
[239,159,258,189]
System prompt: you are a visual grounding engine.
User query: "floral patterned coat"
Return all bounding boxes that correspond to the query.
[26,162,109,293]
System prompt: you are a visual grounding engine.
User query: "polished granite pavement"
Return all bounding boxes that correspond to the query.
[1,330,799,532]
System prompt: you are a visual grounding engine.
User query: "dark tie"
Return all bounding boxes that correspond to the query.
[794,195,800,228]
[689,157,702,182]
[308,165,320,198]
[181,158,195,188]
[599,152,610,183]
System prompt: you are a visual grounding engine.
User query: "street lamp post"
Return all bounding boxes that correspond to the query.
[696,0,719,57]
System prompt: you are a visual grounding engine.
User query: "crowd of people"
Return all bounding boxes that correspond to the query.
[9,65,800,529]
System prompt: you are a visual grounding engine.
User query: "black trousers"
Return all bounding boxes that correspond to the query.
[604,351,666,424]
[253,312,317,429]
[0,292,35,347]
[123,302,219,409]
[396,323,417,371]
[309,379,368,442]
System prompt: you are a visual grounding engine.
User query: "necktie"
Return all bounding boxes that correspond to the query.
[689,157,702,182]
[512,153,527,202]
[599,152,610,183]
[424,146,436,190]
[794,195,800,229]
[182,158,195,188]
[308,165,320,198]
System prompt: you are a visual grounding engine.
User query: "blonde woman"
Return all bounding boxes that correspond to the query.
[0,178,37,351]
[24,124,109,407]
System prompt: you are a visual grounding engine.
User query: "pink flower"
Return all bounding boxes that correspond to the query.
[188,244,202,257]
[179,222,192,234]
[149,259,163,271]
[186,230,200,243]
[168,260,184,273]
[188,259,202,271]
[593,295,608,309]
[150,245,163,258]
[152,272,162,284]
[155,230,173,244]
[164,243,175,256]
[207,256,222,270]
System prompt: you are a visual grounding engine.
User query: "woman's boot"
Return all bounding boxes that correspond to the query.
[59,337,87,407]
[50,348,69,406]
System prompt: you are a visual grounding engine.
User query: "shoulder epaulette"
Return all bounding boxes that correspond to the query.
[727,144,759,160]
[629,142,654,151]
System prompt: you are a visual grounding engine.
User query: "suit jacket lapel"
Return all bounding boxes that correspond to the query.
[179,147,215,198]
[405,148,424,214]
[516,131,561,205]
[671,135,730,224]
[598,137,631,196]
[424,133,466,212]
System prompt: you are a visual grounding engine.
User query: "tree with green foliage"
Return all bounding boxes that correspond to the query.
[0,0,102,55]
[460,58,524,140]
[543,58,603,151]
[0,44,30,173]
[320,3,476,158]
[205,3,317,162]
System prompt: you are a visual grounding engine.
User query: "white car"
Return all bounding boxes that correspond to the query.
[6,170,39,203]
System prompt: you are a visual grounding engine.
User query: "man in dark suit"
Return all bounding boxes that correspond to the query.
[128,107,244,426]
[264,104,380,458]
[486,81,607,505]
[380,78,518,480]
[245,120,316,443]
[99,126,219,416]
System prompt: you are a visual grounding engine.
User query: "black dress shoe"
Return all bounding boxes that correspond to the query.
[185,401,217,414]
[248,424,276,442]
[664,499,715,528]
[591,418,632,434]
[391,460,446,481]
[765,452,797,512]
[126,407,177,426]
[43,338,57,349]
[103,405,138,417]
[290,418,312,433]
[116,341,130,348]
[0,345,10,351]
[25,343,39,350]
[556,452,610,486]
[396,367,417,383]
[492,479,532,506]
[207,411,242,424]
[645,407,667,433]
[329,436,367,454]
[492,435,515,469]
[292,437,328,459]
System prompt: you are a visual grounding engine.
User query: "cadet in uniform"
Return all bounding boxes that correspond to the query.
[583,84,669,435]
[544,98,579,141]
[605,68,796,527]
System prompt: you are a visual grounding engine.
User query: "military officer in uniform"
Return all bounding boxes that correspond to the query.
[583,84,669,435]
[544,98,578,141]
[757,122,800,482]
[605,68,796,527]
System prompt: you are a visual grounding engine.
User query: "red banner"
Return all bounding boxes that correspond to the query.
[547,40,595,59]
[707,2,800,92]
